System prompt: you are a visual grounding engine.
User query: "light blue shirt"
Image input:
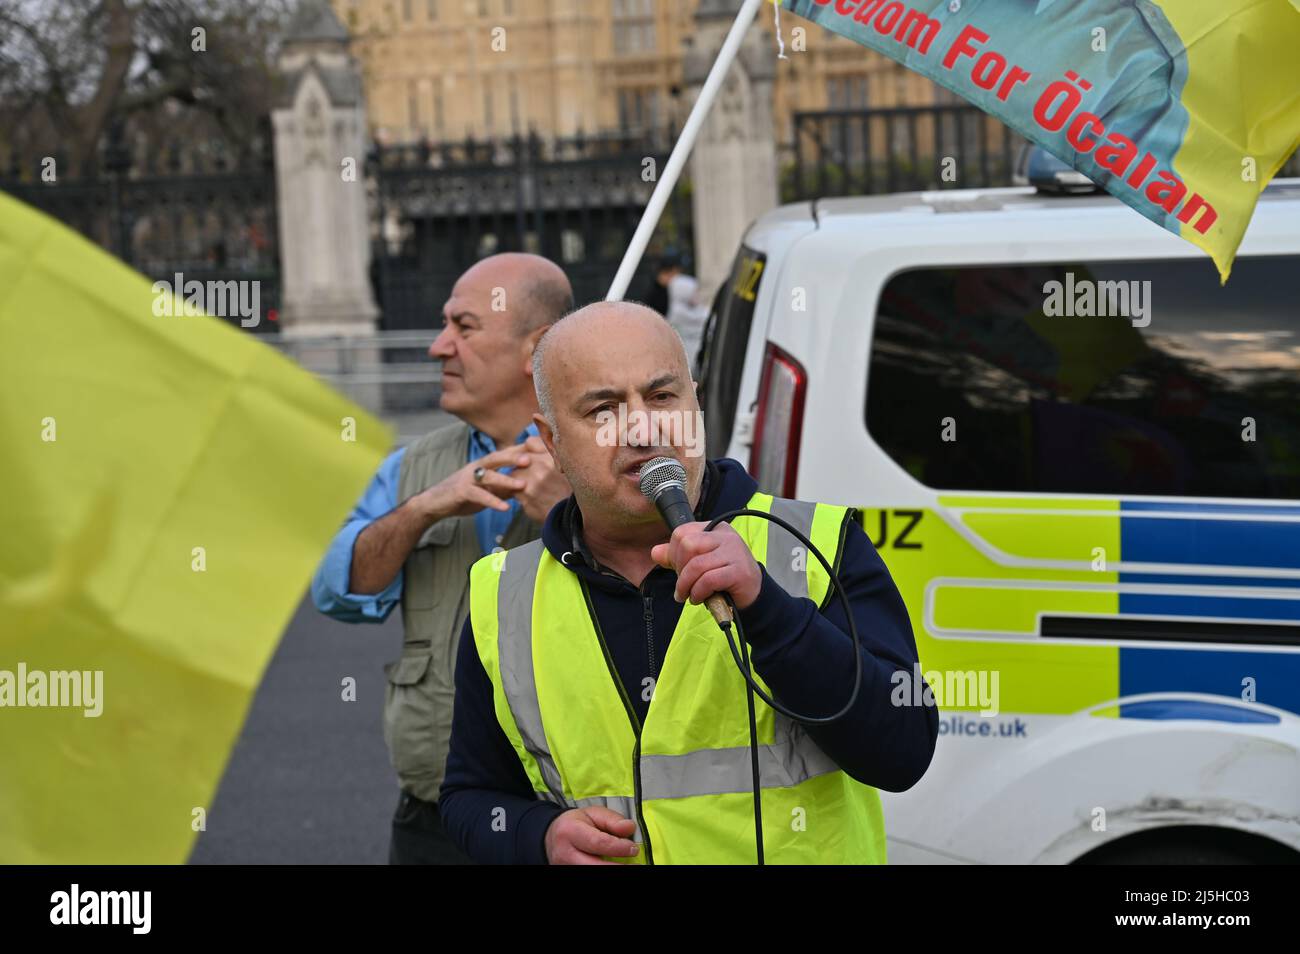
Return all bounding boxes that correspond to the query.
[467,424,538,555]
[310,423,539,623]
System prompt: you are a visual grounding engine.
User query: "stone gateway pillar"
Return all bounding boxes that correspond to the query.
[272,0,378,336]
[684,0,780,301]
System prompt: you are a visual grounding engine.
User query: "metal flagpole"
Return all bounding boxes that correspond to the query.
[606,0,768,302]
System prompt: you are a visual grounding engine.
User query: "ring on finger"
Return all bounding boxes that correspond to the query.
[473,466,487,484]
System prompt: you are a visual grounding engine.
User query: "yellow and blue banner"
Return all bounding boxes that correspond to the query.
[784,0,1300,282]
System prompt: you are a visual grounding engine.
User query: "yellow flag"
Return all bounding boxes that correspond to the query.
[0,193,392,862]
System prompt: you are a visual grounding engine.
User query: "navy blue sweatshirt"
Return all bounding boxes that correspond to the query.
[439,458,937,864]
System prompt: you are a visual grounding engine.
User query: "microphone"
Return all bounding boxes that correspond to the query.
[638,456,734,627]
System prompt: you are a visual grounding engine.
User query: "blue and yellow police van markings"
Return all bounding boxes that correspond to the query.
[1117,499,1300,720]
[860,497,1300,724]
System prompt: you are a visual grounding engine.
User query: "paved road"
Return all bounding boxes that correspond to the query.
[190,407,494,863]
[189,594,404,864]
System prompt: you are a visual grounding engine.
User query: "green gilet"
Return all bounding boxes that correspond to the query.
[468,491,887,864]
[385,422,540,802]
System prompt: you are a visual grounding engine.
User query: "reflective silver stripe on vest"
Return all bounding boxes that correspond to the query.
[762,498,820,747]
[537,792,643,844]
[764,497,817,601]
[498,546,643,841]
[497,541,567,804]
[639,727,839,801]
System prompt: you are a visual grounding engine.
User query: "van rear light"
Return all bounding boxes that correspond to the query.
[749,343,806,497]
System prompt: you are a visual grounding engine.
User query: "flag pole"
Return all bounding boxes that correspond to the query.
[606,0,768,302]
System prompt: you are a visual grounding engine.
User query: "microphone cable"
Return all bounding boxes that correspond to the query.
[700,507,864,866]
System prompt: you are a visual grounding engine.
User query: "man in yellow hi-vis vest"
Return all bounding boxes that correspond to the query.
[439,301,937,864]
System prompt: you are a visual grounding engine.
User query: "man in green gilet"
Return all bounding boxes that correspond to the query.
[312,253,574,863]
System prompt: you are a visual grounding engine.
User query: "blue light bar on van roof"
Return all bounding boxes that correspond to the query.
[1027,146,1103,196]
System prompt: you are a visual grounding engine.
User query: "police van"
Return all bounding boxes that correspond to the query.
[695,169,1300,863]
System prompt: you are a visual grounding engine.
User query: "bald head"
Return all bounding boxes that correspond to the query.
[455,252,573,337]
[431,251,572,433]
[529,299,705,532]
[532,300,690,425]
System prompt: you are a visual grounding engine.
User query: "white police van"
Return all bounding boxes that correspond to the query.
[696,169,1300,863]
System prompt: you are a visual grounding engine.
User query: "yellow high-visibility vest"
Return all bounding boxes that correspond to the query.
[468,490,887,864]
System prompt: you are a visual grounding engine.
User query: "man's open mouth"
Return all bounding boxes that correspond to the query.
[623,457,660,477]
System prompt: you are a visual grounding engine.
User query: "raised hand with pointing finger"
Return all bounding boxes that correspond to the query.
[510,435,572,524]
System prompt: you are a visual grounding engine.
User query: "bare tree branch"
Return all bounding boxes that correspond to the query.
[1,0,291,174]
[68,0,138,170]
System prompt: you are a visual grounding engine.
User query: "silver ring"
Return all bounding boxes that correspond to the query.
[473,466,486,483]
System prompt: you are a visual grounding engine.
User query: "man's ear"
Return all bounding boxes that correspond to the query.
[523,326,547,376]
[532,413,560,469]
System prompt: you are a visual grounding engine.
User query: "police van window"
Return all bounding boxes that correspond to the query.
[700,246,766,460]
[865,256,1300,499]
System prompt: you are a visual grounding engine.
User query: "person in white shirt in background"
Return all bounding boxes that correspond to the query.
[665,270,710,374]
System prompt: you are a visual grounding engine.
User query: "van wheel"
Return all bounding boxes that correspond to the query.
[1074,825,1299,864]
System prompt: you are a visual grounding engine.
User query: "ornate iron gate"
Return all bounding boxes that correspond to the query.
[0,121,281,334]
[369,129,694,330]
